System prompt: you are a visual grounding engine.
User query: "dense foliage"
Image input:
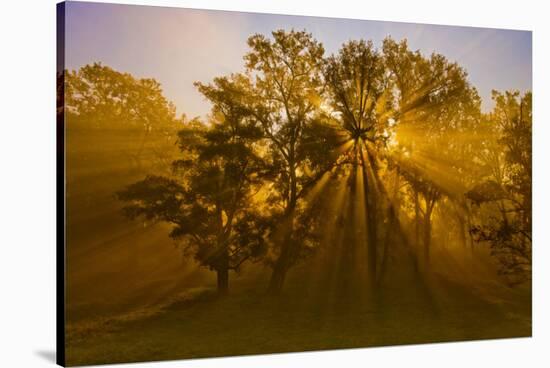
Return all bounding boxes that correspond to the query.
[65,31,531,294]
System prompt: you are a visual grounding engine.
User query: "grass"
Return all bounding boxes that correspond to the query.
[65,264,531,367]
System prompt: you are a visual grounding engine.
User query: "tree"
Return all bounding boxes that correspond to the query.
[118,102,269,294]
[247,30,344,293]
[468,91,532,285]
[65,63,183,171]
[324,39,390,290]
[382,38,479,271]
[322,37,480,281]
[399,163,442,268]
[196,30,339,294]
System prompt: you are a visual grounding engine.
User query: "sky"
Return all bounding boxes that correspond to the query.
[64,1,532,117]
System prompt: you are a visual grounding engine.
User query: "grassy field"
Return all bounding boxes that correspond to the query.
[65,264,531,367]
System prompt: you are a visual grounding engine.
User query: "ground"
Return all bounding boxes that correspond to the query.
[65,263,531,366]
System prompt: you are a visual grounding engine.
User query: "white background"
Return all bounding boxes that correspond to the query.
[0,0,548,367]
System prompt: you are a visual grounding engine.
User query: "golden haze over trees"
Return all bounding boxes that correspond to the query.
[62,29,532,365]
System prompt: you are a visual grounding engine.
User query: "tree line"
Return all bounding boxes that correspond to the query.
[64,30,532,295]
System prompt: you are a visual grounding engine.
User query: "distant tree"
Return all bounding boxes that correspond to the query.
[65,63,183,170]
[118,102,269,294]
[467,91,531,285]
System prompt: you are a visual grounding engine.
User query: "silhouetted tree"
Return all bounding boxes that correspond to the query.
[198,30,340,294]
[118,107,269,294]
[324,39,391,290]
[468,91,531,285]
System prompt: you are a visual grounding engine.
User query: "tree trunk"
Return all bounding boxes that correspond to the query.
[268,215,294,295]
[217,266,229,295]
[423,198,436,269]
[378,169,400,286]
[215,202,230,295]
[268,252,290,295]
[423,213,432,268]
[339,163,358,295]
[466,213,475,256]
[268,162,297,295]
[457,213,468,262]
[456,211,465,247]
[410,190,420,272]
[359,149,377,292]
[414,190,420,248]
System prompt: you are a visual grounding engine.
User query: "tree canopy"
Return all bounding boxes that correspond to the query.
[105,30,532,294]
